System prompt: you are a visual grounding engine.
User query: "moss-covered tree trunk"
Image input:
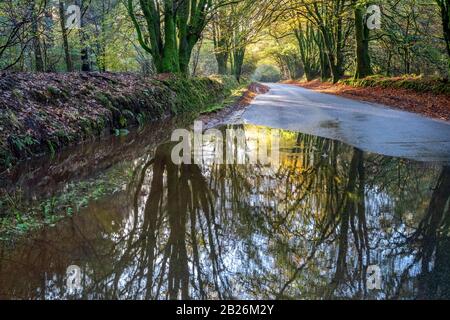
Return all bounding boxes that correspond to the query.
[315,36,331,81]
[312,25,335,82]
[296,23,320,81]
[216,52,228,75]
[215,38,229,75]
[296,29,312,80]
[128,0,211,75]
[212,12,230,75]
[232,47,245,82]
[334,16,345,82]
[307,1,345,83]
[162,1,179,73]
[436,0,450,75]
[321,30,343,83]
[354,5,372,79]
[177,0,192,74]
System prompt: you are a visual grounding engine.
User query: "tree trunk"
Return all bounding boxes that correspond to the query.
[416,166,450,299]
[354,5,372,79]
[437,0,450,74]
[296,27,314,80]
[32,8,44,72]
[327,53,340,83]
[80,47,90,71]
[129,0,210,76]
[233,48,245,82]
[78,0,91,72]
[178,42,193,75]
[317,28,335,82]
[335,17,344,82]
[177,1,191,75]
[216,52,228,75]
[212,11,230,75]
[59,1,73,72]
[162,1,179,73]
[318,40,331,81]
[318,21,343,83]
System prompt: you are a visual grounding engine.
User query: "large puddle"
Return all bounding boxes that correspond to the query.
[0,123,449,300]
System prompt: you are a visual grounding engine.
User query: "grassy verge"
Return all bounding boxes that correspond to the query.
[200,81,251,114]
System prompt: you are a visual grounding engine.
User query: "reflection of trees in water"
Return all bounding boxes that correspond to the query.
[234,135,373,299]
[106,127,448,300]
[412,167,450,299]
[105,142,232,299]
[323,148,370,299]
[206,130,445,300]
[15,126,443,300]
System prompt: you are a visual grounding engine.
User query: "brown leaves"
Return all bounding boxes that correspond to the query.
[0,72,173,170]
[289,80,450,122]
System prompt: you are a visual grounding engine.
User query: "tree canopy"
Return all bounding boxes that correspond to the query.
[0,0,449,81]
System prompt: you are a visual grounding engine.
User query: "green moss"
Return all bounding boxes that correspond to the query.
[119,115,127,127]
[47,86,68,100]
[209,75,240,94]
[163,75,239,114]
[95,92,114,109]
[0,147,13,169]
[5,110,21,129]
[136,113,146,127]
[94,118,107,133]
[200,84,249,114]
[47,140,56,156]
[12,89,24,102]
[9,134,38,153]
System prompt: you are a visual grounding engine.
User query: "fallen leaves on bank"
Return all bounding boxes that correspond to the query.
[0,72,238,172]
[236,82,270,107]
[286,79,450,122]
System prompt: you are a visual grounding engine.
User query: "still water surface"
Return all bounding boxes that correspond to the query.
[0,123,449,300]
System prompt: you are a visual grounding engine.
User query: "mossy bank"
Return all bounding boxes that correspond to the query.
[0,72,240,172]
[341,75,450,96]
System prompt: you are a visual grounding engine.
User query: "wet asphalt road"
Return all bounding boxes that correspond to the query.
[242,83,450,163]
